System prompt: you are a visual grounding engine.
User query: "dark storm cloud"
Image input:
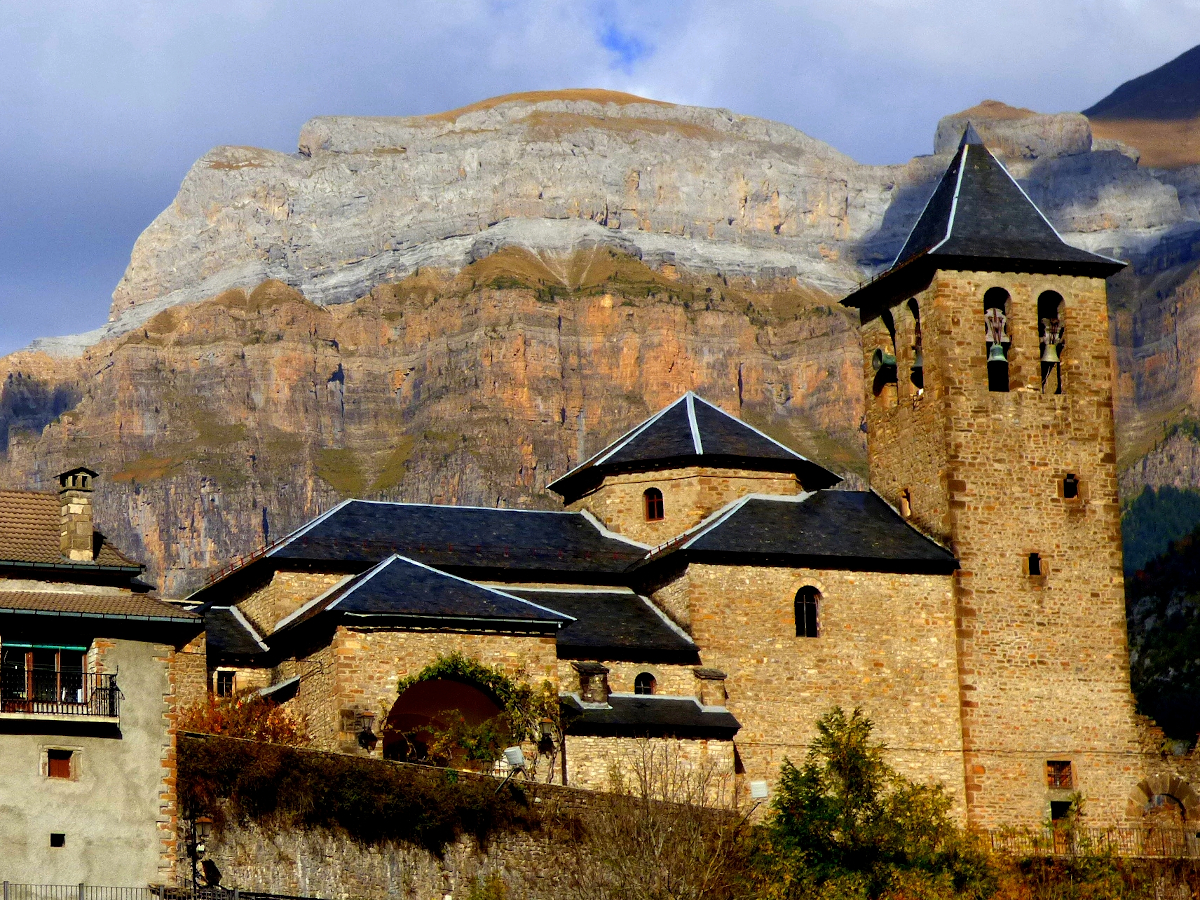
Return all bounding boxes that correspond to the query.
[0,0,1196,355]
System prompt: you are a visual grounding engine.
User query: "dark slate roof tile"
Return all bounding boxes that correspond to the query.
[548,393,840,501]
[562,693,740,739]
[275,554,572,634]
[504,588,699,663]
[844,127,1124,311]
[204,606,269,658]
[643,491,957,574]
[267,500,648,576]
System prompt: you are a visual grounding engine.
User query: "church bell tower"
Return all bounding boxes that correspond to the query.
[842,126,1143,828]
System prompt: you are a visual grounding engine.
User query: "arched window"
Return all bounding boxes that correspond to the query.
[795,586,820,638]
[907,299,924,393]
[871,311,898,402]
[899,488,912,518]
[984,287,1010,393]
[1038,291,1064,394]
[643,488,664,522]
[634,672,656,695]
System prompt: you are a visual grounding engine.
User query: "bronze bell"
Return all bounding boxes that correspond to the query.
[872,348,897,372]
[1041,342,1060,364]
[987,342,1008,364]
[912,348,923,371]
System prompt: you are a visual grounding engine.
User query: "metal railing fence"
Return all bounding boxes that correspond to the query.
[0,670,120,718]
[979,827,1200,858]
[1,886,316,900]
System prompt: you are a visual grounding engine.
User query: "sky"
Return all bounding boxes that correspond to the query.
[1,0,1198,356]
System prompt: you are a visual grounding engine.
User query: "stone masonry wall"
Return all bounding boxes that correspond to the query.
[281,627,559,755]
[570,466,801,545]
[681,563,968,820]
[564,734,736,792]
[176,634,209,712]
[236,570,348,637]
[864,269,1145,828]
[556,659,699,697]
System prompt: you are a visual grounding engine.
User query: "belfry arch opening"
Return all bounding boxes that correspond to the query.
[907,299,924,393]
[872,311,899,402]
[382,678,503,763]
[984,287,1010,393]
[1038,290,1064,394]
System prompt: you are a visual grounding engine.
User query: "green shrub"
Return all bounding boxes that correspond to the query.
[759,707,995,899]
[178,734,540,853]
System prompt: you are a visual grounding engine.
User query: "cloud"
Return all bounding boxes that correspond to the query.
[0,0,1197,353]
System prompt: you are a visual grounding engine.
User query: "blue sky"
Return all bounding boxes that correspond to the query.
[1,0,1197,355]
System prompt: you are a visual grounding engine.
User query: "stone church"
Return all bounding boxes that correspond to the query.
[185,127,1184,830]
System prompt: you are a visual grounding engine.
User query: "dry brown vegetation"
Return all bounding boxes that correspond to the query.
[1090,116,1200,169]
[426,89,672,123]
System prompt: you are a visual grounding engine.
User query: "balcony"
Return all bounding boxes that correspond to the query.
[0,669,120,723]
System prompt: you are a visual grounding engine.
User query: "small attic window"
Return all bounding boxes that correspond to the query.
[634,672,656,695]
[644,488,664,522]
[899,489,912,518]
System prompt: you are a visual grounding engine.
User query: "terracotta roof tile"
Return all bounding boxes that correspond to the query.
[0,590,197,620]
[0,490,140,569]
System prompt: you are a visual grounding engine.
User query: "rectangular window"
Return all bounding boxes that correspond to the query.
[1049,800,1072,822]
[1028,552,1042,577]
[1047,760,1073,789]
[50,833,65,848]
[215,670,235,698]
[2,644,87,705]
[47,749,73,779]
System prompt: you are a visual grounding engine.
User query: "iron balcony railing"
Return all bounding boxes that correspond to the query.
[0,669,120,719]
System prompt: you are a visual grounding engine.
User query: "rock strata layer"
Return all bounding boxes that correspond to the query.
[7,91,1200,589]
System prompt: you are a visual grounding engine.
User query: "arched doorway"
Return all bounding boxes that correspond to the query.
[1127,774,1200,833]
[382,678,503,763]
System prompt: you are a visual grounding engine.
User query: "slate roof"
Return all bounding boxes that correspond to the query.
[548,393,841,502]
[641,491,958,574]
[204,606,269,658]
[504,588,700,663]
[264,500,648,578]
[562,693,741,739]
[0,590,199,622]
[272,554,572,637]
[0,490,141,570]
[843,126,1125,313]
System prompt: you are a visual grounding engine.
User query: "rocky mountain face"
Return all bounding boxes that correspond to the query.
[6,89,1200,594]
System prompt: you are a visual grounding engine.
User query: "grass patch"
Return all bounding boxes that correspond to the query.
[110,453,184,483]
[316,447,368,496]
[370,437,416,493]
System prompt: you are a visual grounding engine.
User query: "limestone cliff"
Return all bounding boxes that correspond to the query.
[7,90,1200,592]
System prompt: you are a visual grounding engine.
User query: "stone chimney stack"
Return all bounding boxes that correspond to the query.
[693,667,728,707]
[572,661,610,705]
[57,467,98,562]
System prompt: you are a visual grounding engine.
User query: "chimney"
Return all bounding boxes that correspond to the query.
[693,667,728,707]
[572,661,610,705]
[58,467,98,562]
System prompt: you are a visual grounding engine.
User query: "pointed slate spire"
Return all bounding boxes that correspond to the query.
[843,125,1124,310]
[547,392,841,502]
[958,122,984,148]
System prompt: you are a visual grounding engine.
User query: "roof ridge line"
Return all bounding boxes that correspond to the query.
[685,393,703,455]
[636,593,696,645]
[579,508,652,549]
[339,498,581,515]
[694,397,820,466]
[928,144,969,255]
[983,144,1127,267]
[230,605,269,652]
[889,142,965,270]
[676,492,761,550]
[592,396,687,469]
[866,488,957,554]
[268,497,354,556]
[341,552,576,623]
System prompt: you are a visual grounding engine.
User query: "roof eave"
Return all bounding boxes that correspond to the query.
[639,547,959,576]
[843,253,1125,317]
